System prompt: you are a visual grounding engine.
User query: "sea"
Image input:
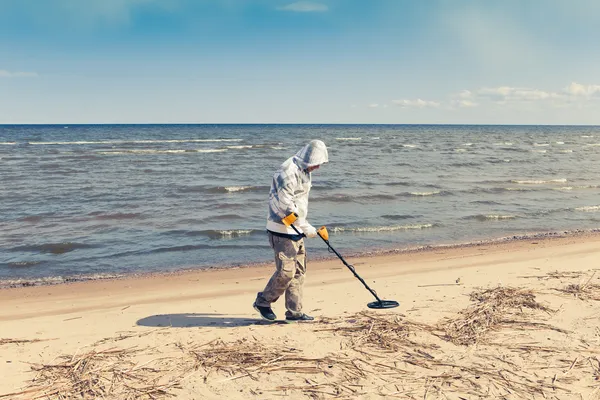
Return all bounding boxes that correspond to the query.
[2,124,600,287]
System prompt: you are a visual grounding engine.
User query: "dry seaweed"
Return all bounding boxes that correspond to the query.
[442,286,554,346]
[553,272,600,301]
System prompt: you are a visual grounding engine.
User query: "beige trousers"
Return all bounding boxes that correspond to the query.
[255,233,306,317]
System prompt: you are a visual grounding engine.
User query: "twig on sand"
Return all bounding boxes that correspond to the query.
[0,338,49,347]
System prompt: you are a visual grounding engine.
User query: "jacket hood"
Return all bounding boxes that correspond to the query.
[293,140,329,170]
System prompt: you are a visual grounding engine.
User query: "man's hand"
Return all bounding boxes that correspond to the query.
[304,225,318,238]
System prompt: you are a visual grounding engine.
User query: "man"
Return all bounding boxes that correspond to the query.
[253,140,329,322]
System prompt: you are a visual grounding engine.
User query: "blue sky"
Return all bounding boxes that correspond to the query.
[1,0,599,124]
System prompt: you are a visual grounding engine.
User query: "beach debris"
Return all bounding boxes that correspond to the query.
[518,270,585,280]
[4,287,597,399]
[441,286,555,346]
[91,328,166,346]
[0,338,47,346]
[417,283,462,287]
[552,272,600,301]
[5,347,186,399]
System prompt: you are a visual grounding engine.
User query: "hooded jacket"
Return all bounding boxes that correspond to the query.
[266,140,329,236]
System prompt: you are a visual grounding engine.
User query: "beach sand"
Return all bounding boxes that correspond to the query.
[1,234,600,399]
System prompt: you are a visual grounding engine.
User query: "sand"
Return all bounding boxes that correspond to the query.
[1,234,600,399]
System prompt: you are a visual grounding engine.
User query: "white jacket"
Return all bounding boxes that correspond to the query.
[266,140,329,236]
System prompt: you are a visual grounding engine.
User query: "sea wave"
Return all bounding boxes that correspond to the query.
[330,224,434,233]
[380,214,418,220]
[224,186,257,193]
[207,185,268,194]
[203,229,260,239]
[336,137,362,141]
[402,190,448,197]
[9,242,98,254]
[574,205,600,212]
[28,139,243,145]
[166,229,263,239]
[90,212,144,220]
[0,142,16,145]
[202,214,246,222]
[97,149,227,155]
[314,193,397,203]
[463,214,517,221]
[17,215,48,223]
[383,181,411,187]
[5,261,42,268]
[511,179,567,184]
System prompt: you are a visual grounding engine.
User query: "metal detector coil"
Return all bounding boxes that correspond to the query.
[368,300,400,309]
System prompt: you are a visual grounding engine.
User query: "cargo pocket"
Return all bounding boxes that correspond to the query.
[278,251,296,279]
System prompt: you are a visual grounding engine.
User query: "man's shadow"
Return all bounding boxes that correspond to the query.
[136,313,284,328]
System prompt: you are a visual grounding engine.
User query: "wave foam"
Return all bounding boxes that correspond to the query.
[331,224,434,233]
[466,214,517,221]
[409,191,440,196]
[224,186,254,193]
[575,206,600,212]
[511,179,567,184]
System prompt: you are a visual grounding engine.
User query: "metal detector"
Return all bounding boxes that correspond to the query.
[282,213,399,310]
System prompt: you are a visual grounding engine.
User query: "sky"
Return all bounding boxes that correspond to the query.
[1,0,599,124]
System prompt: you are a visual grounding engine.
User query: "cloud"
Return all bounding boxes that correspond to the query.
[0,70,38,78]
[277,1,328,12]
[448,82,600,109]
[368,103,379,108]
[565,82,600,97]
[476,87,560,103]
[452,100,478,108]
[392,99,440,108]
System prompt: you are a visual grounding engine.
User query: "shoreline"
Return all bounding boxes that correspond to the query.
[3,226,600,290]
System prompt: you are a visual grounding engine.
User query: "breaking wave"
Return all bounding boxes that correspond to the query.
[574,205,600,212]
[463,214,517,221]
[330,224,435,233]
[511,179,567,184]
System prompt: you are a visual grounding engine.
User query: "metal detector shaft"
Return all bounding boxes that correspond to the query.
[288,224,383,304]
[318,235,384,304]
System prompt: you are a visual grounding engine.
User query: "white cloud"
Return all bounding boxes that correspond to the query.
[452,100,478,108]
[277,1,328,12]
[392,99,440,108]
[0,70,38,78]
[470,86,561,104]
[565,82,600,97]
[458,90,472,99]
[368,103,379,108]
